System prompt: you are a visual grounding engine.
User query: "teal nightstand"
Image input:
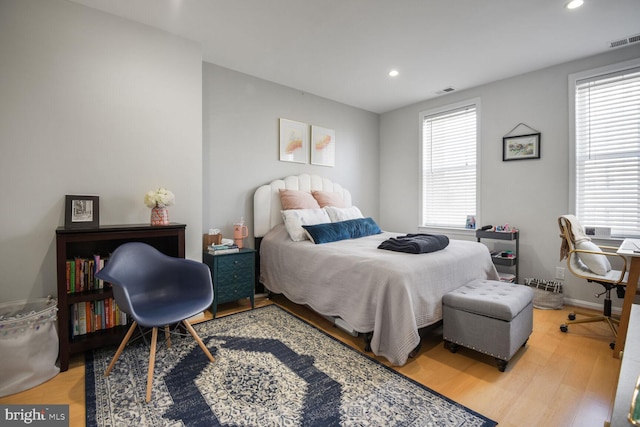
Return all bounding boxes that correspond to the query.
[203,248,256,318]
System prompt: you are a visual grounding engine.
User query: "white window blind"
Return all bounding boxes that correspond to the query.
[421,103,477,228]
[575,65,640,237]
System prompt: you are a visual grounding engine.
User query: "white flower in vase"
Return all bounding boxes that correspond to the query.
[144,188,175,209]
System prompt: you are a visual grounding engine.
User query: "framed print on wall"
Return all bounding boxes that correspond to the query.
[279,118,308,163]
[65,195,99,229]
[311,125,335,167]
[502,133,541,161]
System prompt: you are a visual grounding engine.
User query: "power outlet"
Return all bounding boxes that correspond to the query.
[555,267,565,280]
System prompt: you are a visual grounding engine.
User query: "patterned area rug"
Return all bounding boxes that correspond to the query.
[86,305,497,426]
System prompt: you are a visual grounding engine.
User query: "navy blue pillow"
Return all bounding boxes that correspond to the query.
[302,217,382,244]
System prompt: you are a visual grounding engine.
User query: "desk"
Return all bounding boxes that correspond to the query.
[614,239,640,359]
[608,304,640,426]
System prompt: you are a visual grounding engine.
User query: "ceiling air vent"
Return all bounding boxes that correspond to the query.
[609,33,640,49]
[436,87,455,95]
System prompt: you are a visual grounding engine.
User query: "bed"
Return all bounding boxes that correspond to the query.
[254,174,499,366]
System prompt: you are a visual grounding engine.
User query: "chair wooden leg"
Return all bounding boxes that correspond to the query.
[182,320,215,363]
[105,321,138,377]
[146,327,158,403]
[164,325,171,348]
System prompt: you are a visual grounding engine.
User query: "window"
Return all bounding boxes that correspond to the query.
[571,59,640,237]
[420,99,479,229]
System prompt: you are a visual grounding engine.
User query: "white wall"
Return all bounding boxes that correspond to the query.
[0,0,203,301]
[202,63,380,243]
[379,45,640,308]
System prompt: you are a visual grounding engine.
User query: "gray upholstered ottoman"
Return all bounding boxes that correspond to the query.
[443,279,534,372]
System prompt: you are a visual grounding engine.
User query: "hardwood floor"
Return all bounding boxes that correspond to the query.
[0,295,621,427]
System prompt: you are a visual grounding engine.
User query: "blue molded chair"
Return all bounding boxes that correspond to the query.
[95,242,215,402]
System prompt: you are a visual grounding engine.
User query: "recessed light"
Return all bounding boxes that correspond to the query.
[565,0,583,9]
[388,70,399,77]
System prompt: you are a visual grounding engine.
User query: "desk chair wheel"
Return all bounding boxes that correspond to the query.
[560,324,568,333]
[568,313,576,321]
[610,342,615,350]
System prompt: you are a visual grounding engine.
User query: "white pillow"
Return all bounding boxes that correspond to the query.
[281,209,331,241]
[325,206,364,222]
[575,240,612,275]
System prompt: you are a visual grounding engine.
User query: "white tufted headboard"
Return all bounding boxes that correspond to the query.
[253,174,352,238]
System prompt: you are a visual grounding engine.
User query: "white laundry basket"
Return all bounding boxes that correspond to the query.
[0,296,59,397]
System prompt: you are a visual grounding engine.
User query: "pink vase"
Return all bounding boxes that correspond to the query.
[150,206,169,226]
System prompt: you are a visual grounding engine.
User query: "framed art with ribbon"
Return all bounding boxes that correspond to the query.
[502,123,541,161]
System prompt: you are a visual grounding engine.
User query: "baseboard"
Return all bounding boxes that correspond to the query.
[563,297,622,315]
[187,311,207,324]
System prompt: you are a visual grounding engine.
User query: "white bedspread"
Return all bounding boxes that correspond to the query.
[259,225,499,365]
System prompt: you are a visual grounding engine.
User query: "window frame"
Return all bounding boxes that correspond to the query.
[418,97,481,234]
[568,58,640,239]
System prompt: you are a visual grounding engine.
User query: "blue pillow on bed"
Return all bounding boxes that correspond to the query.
[302,217,382,244]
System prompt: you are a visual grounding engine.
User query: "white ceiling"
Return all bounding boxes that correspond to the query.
[70,0,640,113]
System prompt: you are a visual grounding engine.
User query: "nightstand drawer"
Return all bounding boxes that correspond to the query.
[216,270,253,289]
[217,281,252,303]
[216,254,253,277]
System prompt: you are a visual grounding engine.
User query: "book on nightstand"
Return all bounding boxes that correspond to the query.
[207,243,239,255]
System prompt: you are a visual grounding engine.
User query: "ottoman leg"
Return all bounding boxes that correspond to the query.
[444,340,459,353]
[496,358,508,372]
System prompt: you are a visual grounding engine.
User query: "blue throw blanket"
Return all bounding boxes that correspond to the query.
[378,233,449,254]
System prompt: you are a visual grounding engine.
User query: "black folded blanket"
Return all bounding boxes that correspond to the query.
[377,233,449,254]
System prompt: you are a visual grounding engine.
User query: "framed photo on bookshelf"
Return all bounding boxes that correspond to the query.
[65,195,99,229]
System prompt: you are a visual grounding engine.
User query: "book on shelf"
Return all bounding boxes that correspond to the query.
[72,304,79,337]
[498,272,516,283]
[65,260,72,293]
[104,298,111,329]
[77,302,87,335]
[65,255,109,293]
[93,300,100,332]
[93,254,104,289]
[490,250,515,259]
[70,298,128,337]
[75,258,85,292]
[68,260,75,293]
[89,302,94,333]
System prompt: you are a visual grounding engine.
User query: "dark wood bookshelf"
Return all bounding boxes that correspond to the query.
[55,223,186,371]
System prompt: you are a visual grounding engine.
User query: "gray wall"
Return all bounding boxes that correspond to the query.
[202,63,380,243]
[379,45,640,309]
[0,0,203,301]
